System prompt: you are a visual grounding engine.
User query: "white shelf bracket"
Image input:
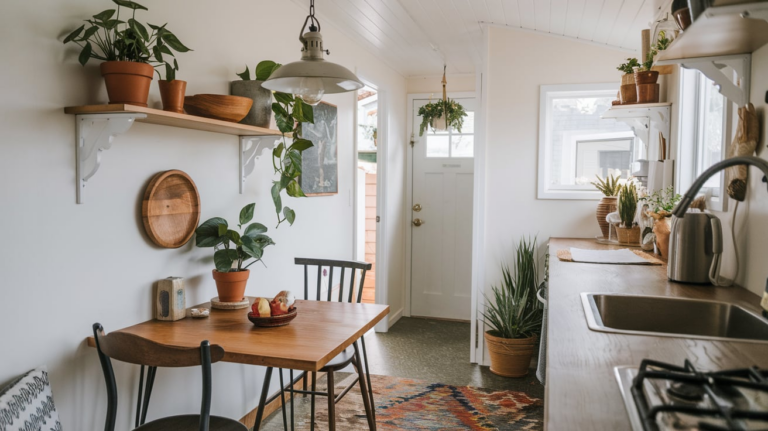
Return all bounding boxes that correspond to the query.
[240,135,284,193]
[76,113,145,204]
[678,54,751,107]
[601,105,671,158]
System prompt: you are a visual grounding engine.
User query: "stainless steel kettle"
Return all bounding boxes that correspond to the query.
[667,212,723,284]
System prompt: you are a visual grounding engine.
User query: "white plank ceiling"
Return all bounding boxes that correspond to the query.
[289,0,655,77]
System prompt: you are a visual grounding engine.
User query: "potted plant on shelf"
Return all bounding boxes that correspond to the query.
[232,60,282,128]
[591,174,621,239]
[483,237,543,378]
[616,181,641,245]
[195,203,275,302]
[617,58,640,104]
[63,0,191,107]
[641,186,681,258]
[158,61,185,113]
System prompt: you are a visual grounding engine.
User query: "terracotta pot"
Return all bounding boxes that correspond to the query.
[212,269,250,302]
[596,196,618,239]
[674,8,692,31]
[653,218,671,258]
[158,80,187,114]
[484,331,538,378]
[637,83,660,103]
[634,70,659,85]
[100,61,154,107]
[620,84,637,104]
[616,225,641,245]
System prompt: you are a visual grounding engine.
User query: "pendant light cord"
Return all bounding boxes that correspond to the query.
[299,0,321,43]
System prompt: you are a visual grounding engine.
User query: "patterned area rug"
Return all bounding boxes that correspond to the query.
[304,374,543,430]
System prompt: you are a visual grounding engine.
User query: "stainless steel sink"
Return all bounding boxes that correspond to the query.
[581,293,768,343]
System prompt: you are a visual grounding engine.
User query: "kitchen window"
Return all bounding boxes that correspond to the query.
[537,84,636,200]
[677,68,731,211]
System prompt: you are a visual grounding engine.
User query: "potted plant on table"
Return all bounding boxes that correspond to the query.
[232,60,282,128]
[63,0,191,107]
[591,174,621,239]
[616,181,641,245]
[195,203,275,302]
[483,237,543,378]
[641,186,682,258]
[617,58,640,104]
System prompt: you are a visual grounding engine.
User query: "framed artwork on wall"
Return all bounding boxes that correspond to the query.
[300,101,338,196]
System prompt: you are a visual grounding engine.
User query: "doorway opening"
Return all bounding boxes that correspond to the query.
[356,86,378,304]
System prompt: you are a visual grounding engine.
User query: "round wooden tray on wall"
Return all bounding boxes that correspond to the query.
[142,170,201,248]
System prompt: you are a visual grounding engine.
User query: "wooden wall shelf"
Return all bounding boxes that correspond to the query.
[64,104,284,203]
[65,104,283,137]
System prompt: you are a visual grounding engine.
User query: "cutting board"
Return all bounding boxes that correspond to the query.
[142,170,201,248]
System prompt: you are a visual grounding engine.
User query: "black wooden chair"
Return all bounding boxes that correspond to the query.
[277,258,376,431]
[92,323,247,431]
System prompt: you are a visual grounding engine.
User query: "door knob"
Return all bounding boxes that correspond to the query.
[413,204,422,212]
[412,218,425,227]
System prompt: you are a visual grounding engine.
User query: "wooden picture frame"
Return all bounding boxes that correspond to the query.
[300,101,338,196]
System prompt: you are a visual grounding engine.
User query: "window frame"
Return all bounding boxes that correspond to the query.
[676,68,732,212]
[537,83,631,200]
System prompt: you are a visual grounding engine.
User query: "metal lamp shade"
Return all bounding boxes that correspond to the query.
[263,59,363,95]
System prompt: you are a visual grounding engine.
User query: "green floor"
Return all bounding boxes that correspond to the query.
[259,317,545,429]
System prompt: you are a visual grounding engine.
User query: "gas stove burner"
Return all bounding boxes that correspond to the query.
[667,381,705,402]
[618,359,768,431]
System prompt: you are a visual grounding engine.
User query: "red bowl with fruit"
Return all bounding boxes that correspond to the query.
[248,307,297,327]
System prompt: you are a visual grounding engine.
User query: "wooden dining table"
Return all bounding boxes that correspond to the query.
[89,298,389,430]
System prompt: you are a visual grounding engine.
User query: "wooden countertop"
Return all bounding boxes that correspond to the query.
[544,238,768,430]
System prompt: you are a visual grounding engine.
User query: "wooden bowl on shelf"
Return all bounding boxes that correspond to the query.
[184,94,253,122]
[247,307,297,327]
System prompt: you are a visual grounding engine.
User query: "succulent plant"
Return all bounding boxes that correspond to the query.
[591,174,621,196]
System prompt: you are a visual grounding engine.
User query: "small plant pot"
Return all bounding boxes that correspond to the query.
[673,7,692,31]
[653,219,672,258]
[484,331,538,377]
[634,70,659,85]
[431,115,447,132]
[616,225,641,245]
[596,196,618,239]
[637,83,660,103]
[230,80,273,128]
[621,73,636,86]
[158,80,187,114]
[100,61,154,107]
[212,269,249,302]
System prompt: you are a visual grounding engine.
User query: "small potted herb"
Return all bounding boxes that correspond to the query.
[232,60,282,128]
[617,58,640,104]
[195,204,275,302]
[641,186,681,257]
[418,98,467,136]
[483,237,543,378]
[616,181,640,245]
[591,174,621,239]
[62,0,191,107]
[158,61,185,114]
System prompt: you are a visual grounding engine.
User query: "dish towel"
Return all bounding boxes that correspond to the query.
[558,248,662,265]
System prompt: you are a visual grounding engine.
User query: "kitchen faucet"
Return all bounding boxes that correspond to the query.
[671,155,768,318]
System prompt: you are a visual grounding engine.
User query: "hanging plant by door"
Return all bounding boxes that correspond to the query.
[418,66,468,136]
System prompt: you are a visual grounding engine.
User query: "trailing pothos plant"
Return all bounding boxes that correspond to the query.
[62,0,191,80]
[417,98,467,136]
[195,204,275,273]
[244,60,315,228]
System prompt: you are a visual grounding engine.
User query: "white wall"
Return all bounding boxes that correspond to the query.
[0,0,405,428]
[481,27,631,310]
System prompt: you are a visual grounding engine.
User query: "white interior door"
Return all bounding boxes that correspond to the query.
[410,97,475,320]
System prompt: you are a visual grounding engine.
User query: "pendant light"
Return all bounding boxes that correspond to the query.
[262,0,364,105]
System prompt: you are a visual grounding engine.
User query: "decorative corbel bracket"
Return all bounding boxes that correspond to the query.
[240,135,284,194]
[601,105,670,151]
[658,54,751,107]
[76,113,146,204]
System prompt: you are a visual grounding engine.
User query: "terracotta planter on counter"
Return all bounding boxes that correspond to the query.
[616,225,641,245]
[159,80,187,114]
[100,61,154,107]
[596,196,619,239]
[485,331,538,377]
[212,269,249,302]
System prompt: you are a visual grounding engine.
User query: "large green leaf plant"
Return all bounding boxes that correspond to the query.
[195,204,275,273]
[62,0,191,80]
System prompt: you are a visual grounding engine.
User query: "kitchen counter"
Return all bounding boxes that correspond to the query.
[544,238,768,430]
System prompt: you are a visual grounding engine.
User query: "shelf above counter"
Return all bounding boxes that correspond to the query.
[64,104,283,137]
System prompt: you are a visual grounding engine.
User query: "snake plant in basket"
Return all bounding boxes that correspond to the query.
[482,237,543,378]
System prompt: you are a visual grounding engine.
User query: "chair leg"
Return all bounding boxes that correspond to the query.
[289,369,295,431]
[302,372,308,398]
[278,369,288,431]
[361,336,376,424]
[310,372,317,431]
[353,343,376,431]
[139,366,156,426]
[326,371,336,431]
[253,367,273,431]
